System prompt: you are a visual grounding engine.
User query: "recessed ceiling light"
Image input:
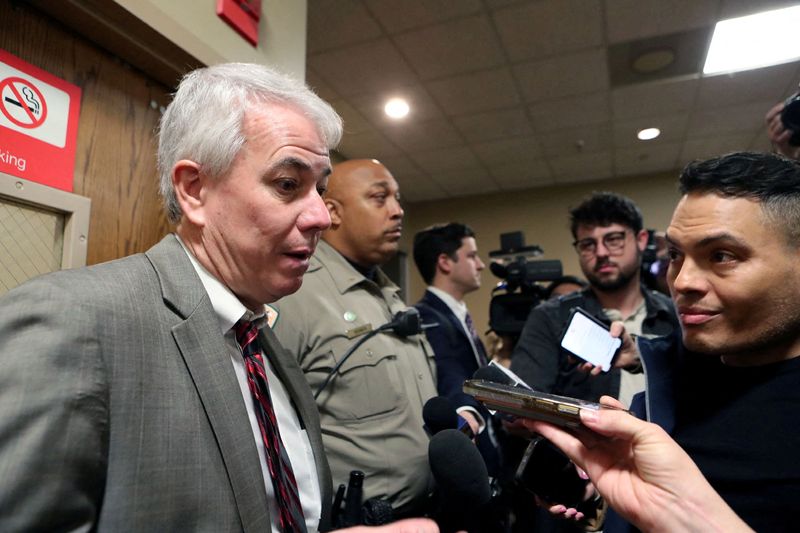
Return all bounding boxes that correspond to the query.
[631,48,676,74]
[384,98,410,119]
[637,127,660,141]
[703,5,800,75]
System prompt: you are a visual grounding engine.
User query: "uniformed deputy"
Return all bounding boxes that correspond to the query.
[273,159,437,519]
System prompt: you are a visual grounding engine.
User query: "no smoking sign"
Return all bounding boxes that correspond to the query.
[0,49,81,191]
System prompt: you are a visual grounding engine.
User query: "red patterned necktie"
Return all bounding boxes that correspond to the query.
[234,319,307,533]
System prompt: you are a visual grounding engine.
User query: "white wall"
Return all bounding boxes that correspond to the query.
[115,0,308,79]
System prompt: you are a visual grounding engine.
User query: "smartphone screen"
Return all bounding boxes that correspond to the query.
[559,308,621,371]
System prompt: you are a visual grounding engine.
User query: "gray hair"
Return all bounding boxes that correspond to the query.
[157,62,343,223]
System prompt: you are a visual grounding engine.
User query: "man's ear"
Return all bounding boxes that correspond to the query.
[172,160,206,226]
[437,252,453,275]
[635,229,650,252]
[325,198,342,229]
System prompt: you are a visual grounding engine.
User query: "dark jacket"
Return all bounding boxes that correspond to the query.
[415,289,501,475]
[510,287,677,402]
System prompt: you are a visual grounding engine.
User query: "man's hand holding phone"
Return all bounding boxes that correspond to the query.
[577,321,641,376]
[559,307,641,375]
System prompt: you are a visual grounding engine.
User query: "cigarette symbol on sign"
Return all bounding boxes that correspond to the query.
[4,95,37,113]
[0,76,48,129]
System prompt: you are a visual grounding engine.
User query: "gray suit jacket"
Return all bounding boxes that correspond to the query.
[0,235,331,531]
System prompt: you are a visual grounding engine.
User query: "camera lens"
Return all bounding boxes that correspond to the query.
[781,93,800,146]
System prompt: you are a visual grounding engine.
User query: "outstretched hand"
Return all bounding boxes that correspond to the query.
[522,397,753,533]
[766,101,800,160]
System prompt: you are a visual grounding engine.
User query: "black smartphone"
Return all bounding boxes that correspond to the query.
[560,307,621,372]
[516,437,587,507]
[462,379,628,430]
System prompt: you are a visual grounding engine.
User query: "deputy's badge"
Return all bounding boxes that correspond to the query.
[346,323,372,339]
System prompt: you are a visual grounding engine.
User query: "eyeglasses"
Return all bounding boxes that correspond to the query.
[573,230,628,257]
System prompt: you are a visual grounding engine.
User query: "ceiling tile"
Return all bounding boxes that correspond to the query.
[611,78,699,121]
[696,62,800,109]
[540,123,613,157]
[529,92,611,132]
[437,168,500,197]
[397,174,450,202]
[719,0,800,19]
[613,114,690,148]
[472,136,542,167]
[350,85,445,124]
[747,131,774,153]
[614,142,682,176]
[679,133,758,164]
[427,67,521,116]
[515,48,609,102]
[330,100,373,135]
[373,154,423,178]
[383,119,464,152]
[686,101,773,138]
[336,128,402,160]
[393,15,506,79]
[493,0,603,62]
[550,151,613,183]
[364,0,482,33]
[307,0,383,54]
[491,159,554,190]
[308,39,418,97]
[453,108,534,143]
[410,146,482,174]
[604,0,719,44]
[305,68,341,102]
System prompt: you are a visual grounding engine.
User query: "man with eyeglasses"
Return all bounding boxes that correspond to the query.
[510,192,678,407]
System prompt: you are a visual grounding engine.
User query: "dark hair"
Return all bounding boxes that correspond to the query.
[569,191,643,239]
[544,275,588,300]
[679,151,800,245]
[413,223,476,284]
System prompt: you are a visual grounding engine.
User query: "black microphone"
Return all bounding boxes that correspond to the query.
[315,308,423,399]
[428,429,492,532]
[423,396,475,439]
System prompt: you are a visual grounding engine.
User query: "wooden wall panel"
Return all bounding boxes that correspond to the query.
[0,0,173,265]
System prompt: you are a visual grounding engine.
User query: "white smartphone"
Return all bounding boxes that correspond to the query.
[559,307,621,372]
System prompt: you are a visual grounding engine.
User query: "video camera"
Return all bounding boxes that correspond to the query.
[488,231,562,338]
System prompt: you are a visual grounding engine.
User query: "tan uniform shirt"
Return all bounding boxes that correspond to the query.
[273,240,437,516]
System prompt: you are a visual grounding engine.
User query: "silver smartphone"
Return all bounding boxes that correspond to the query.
[463,379,628,429]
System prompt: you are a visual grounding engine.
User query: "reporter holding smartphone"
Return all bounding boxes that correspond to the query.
[510,192,678,408]
[532,152,800,533]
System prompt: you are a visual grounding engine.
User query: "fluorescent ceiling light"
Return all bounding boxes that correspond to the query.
[384,98,410,119]
[704,5,800,75]
[637,127,660,141]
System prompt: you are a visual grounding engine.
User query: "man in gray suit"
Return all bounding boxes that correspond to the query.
[0,63,436,533]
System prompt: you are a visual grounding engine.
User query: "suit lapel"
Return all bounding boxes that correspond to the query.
[146,236,270,532]
[425,291,470,343]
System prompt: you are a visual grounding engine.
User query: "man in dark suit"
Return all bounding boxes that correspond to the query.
[412,223,500,474]
[0,63,436,533]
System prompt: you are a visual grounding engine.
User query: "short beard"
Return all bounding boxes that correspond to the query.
[586,256,641,293]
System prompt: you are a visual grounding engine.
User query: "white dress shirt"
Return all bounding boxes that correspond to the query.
[178,238,322,532]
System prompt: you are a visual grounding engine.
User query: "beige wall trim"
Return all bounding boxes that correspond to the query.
[0,172,91,269]
[25,0,204,88]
